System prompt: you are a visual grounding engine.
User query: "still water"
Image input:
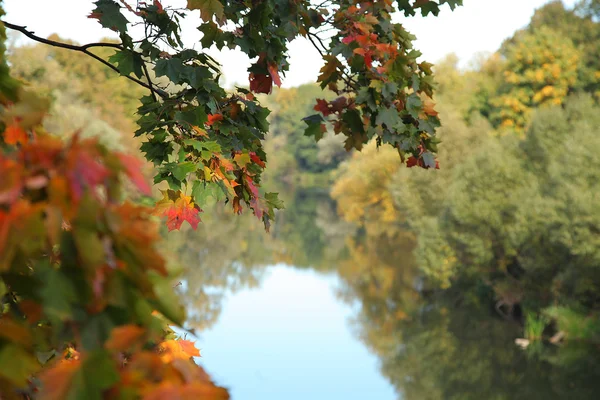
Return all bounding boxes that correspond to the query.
[167,191,600,400]
[195,266,396,400]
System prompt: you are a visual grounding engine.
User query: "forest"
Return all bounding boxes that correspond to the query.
[1,0,600,399]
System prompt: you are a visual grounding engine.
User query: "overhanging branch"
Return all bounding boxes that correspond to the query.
[2,21,167,99]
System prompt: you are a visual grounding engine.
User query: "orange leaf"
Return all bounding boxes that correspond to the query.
[38,360,81,400]
[178,340,201,358]
[105,324,146,351]
[159,339,199,363]
[4,124,28,145]
[267,62,282,87]
[192,125,209,137]
[422,96,439,117]
[206,113,224,126]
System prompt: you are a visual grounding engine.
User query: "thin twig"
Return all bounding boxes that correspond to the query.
[2,21,168,98]
[141,59,158,102]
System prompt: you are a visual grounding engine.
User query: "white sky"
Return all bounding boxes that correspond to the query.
[3,0,577,88]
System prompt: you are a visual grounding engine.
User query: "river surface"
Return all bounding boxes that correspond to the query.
[195,266,396,400]
[166,191,600,400]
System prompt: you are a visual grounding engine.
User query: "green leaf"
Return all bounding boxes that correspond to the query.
[73,229,105,270]
[108,50,143,78]
[422,151,436,168]
[376,107,400,129]
[154,58,184,83]
[91,0,129,33]
[169,162,196,181]
[141,141,173,166]
[175,108,208,127]
[265,192,285,210]
[342,109,365,133]
[148,272,185,325]
[183,139,221,153]
[303,114,326,141]
[0,345,39,387]
[68,350,119,400]
[38,266,77,321]
[198,21,227,49]
[381,82,399,100]
[192,181,216,206]
[187,0,225,22]
[406,94,423,118]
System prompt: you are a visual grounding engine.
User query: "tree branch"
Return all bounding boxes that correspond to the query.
[2,21,167,98]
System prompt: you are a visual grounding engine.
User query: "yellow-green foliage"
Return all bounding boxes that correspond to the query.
[331,142,400,236]
[492,27,580,133]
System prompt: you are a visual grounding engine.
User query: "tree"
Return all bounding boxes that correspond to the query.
[0,0,462,397]
[490,27,580,133]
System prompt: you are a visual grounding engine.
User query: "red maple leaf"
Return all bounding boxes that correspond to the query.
[249,73,273,94]
[249,152,266,168]
[206,113,224,126]
[245,175,259,198]
[156,190,201,231]
[314,99,331,116]
[406,156,419,168]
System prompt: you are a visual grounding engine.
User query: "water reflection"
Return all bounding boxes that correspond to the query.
[164,188,600,399]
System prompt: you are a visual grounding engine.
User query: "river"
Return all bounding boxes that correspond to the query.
[165,189,600,400]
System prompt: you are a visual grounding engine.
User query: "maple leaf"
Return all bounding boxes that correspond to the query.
[159,339,200,363]
[314,99,331,116]
[38,359,81,400]
[353,48,374,69]
[245,175,259,198]
[178,339,201,358]
[249,152,266,168]
[249,73,272,94]
[330,97,348,113]
[117,154,152,195]
[406,156,419,168]
[4,123,28,145]
[317,55,343,86]
[156,190,202,231]
[206,113,224,126]
[105,324,145,351]
[187,0,225,22]
[267,62,282,87]
[421,96,439,117]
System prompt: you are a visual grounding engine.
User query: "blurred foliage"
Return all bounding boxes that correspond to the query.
[491,27,580,132]
[8,36,145,152]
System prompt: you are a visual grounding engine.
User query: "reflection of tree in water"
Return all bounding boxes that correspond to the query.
[271,187,352,270]
[339,247,600,400]
[161,205,275,331]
